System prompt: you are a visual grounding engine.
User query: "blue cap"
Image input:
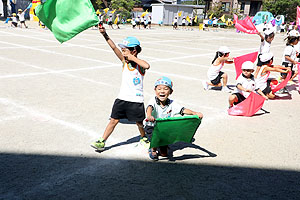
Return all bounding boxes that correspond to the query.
[118,37,140,48]
[154,76,173,89]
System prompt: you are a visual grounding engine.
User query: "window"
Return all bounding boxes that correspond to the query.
[222,2,231,12]
[240,3,245,12]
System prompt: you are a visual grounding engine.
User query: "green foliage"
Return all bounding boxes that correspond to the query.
[262,0,300,22]
[111,0,139,19]
[90,0,104,10]
[207,2,223,18]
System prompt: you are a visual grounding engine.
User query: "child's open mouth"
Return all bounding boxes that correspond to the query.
[159,94,166,98]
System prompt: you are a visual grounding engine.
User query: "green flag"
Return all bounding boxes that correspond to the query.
[150,115,201,148]
[35,0,99,43]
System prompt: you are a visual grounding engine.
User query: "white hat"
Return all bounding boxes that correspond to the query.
[241,61,255,70]
[288,30,300,37]
[218,46,230,54]
[260,52,273,62]
[264,29,274,36]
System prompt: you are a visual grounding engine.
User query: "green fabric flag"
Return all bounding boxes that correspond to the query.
[150,115,202,148]
[35,0,99,43]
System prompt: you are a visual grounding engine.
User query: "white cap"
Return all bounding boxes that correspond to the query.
[260,52,273,62]
[264,29,274,36]
[288,30,300,37]
[241,61,255,70]
[218,46,230,54]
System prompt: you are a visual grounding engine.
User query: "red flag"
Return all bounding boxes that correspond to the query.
[234,14,258,34]
[228,92,265,117]
[271,71,292,93]
[297,6,300,26]
[298,64,300,92]
[234,52,258,79]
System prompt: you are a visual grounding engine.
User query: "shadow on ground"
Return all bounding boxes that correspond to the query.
[0,153,299,200]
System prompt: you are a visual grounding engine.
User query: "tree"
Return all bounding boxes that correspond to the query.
[111,0,139,19]
[262,0,300,22]
[207,2,223,18]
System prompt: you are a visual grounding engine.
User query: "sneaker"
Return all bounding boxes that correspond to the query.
[148,149,158,161]
[140,136,150,149]
[91,138,105,151]
[222,86,232,93]
[202,80,209,90]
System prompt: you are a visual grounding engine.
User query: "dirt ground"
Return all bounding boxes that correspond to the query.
[0,21,300,199]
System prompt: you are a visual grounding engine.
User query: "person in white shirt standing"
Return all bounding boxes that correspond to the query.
[17,8,28,28]
[255,29,275,78]
[91,24,150,151]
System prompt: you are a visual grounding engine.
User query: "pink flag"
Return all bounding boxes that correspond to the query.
[228,92,265,117]
[234,52,258,79]
[271,71,292,93]
[297,6,300,26]
[297,64,300,92]
[234,14,258,34]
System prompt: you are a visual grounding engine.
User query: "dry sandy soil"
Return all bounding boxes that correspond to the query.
[0,21,299,199]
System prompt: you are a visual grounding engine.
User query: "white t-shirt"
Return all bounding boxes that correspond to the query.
[17,12,25,22]
[182,18,186,24]
[11,16,17,23]
[282,45,297,63]
[117,62,145,103]
[207,62,224,80]
[235,74,256,98]
[259,40,271,54]
[255,65,270,91]
[173,18,178,24]
[144,97,184,127]
[131,19,136,25]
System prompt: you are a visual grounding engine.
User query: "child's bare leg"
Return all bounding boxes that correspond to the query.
[136,121,145,138]
[229,94,238,107]
[102,118,119,140]
[267,92,275,99]
[221,73,228,87]
[290,71,298,81]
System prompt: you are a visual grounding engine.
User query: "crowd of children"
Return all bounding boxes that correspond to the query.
[89,14,299,161]
[6,8,28,28]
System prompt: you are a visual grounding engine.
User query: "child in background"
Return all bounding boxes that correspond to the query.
[229,61,268,108]
[144,76,203,161]
[11,13,18,27]
[136,16,141,29]
[108,14,113,29]
[256,53,290,99]
[147,16,152,29]
[17,9,28,28]
[181,16,186,30]
[131,17,136,29]
[202,46,234,93]
[173,16,178,30]
[255,29,275,78]
[280,30,299,93]
[91,25,150,151]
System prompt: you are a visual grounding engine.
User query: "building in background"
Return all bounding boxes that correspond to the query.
[204,0,262,16]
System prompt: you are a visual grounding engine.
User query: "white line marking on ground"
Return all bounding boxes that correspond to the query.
[0,98,99,138]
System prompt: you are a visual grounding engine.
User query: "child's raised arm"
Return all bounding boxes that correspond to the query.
[123,50,150,69]
[98,24,124,61]
[257,32,264,42]
[182,108,203,119]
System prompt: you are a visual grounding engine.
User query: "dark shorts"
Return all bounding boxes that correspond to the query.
[108,21,112,25]
[281,62,295,77]
[262,80,272,95]
[20,21,26,24]
[173,22,177,26]
[111,98,145,122]
[257,54,263,67]
[182,23,185,26]
[232,93,246,105]
[12,22,17,27]
[136,22,140,25]
[210,71,224,85]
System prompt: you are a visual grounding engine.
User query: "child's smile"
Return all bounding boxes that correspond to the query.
[155,85,171,103]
